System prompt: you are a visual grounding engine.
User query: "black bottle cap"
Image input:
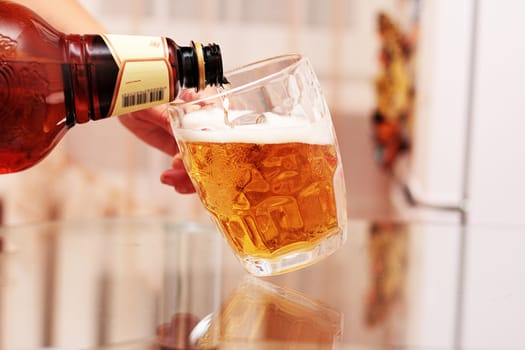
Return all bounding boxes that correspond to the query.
[178,42,228,90]
[202,43,229,86]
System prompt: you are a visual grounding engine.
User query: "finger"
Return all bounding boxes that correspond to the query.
[160,168,196,194]
[119,108,179,156]
[178,89,200,102]
[140,127,179,156]
[132,105,172,130]
[161,156,195,194]
[171,153,184,167]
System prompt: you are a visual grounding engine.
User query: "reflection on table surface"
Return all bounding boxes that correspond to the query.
[0,217,524,349]
[158,276,342,349]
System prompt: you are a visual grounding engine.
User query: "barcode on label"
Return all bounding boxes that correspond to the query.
[122,87,166,108]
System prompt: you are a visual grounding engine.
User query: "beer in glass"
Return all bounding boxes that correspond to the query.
[169,55,347,276]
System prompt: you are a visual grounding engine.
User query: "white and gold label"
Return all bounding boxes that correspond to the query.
[101,34,173,116]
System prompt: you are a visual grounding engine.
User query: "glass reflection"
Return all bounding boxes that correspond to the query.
[157,276,342,349]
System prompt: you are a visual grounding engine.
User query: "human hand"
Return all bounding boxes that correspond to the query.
[118,103,196,194]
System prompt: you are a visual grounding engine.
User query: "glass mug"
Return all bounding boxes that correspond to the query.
[168,54,347,276]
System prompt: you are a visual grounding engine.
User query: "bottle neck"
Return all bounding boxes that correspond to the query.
[177,42,205,91]
[62,35,227,125]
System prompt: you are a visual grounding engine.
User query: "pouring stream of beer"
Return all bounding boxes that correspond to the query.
[222,96,233,127]
[216,84,233,128]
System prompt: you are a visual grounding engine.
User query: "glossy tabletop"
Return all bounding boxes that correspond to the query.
[0,217,523,349]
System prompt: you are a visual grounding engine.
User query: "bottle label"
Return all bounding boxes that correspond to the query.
[101,34,173,116]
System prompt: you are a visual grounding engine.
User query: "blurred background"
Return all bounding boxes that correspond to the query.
[1,0,524,227]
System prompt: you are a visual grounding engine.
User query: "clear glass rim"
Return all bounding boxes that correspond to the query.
[169,53,305,108]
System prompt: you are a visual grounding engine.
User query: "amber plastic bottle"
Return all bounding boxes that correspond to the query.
[0,1,226,174]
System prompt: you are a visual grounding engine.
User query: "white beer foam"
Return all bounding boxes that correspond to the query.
[173,108,334,145]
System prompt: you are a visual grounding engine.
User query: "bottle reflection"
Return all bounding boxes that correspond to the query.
[157,276,342,349]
